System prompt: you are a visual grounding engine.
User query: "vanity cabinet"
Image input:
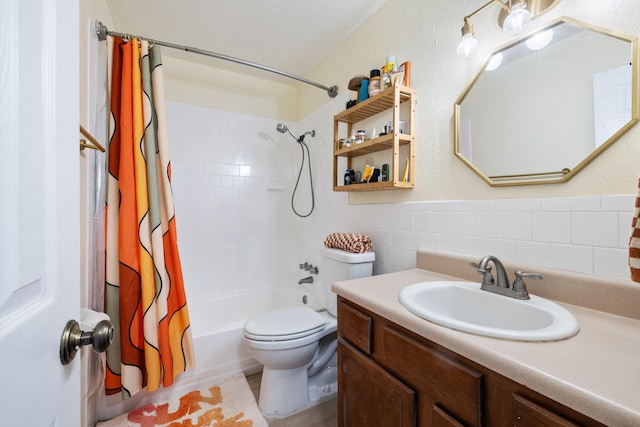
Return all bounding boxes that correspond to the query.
[337,297,605,427]
[333,85,415,191]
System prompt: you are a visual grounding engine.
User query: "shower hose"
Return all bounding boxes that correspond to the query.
[292,139,315,217]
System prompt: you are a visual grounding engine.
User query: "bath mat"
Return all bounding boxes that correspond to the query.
[97,373,268,427]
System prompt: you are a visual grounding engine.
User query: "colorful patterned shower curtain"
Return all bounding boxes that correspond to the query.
[104,36,195,399]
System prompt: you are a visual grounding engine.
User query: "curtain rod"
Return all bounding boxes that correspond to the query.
[95,21,338,98]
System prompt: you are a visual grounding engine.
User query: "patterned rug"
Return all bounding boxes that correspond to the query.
[97,373,269,427]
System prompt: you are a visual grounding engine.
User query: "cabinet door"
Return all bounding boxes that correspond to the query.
[513,394,580,427]
[382,326,484,426]
[338,339,416,427]
[433,404,466,427]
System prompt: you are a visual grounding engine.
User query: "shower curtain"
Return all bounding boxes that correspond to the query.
[104,36,195,399]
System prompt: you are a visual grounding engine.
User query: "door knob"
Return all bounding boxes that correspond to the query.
[59,318,114,365]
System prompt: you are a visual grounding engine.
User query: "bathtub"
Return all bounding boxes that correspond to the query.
[97,286,315,421]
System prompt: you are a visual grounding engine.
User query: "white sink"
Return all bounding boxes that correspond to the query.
[398,281,579,341]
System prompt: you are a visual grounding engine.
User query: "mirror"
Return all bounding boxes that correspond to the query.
[454,17,639,186]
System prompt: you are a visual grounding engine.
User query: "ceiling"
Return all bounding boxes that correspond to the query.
[105,0,387,86]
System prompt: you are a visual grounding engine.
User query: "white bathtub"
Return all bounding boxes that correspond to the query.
[97,287,314,421]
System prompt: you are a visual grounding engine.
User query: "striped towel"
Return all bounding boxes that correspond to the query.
[630,178,640,282]
[324,233,373,254]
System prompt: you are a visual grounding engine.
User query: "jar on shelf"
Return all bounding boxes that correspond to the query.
[368,69,381,97]
[344,169,355,185]
[355,130,366,144]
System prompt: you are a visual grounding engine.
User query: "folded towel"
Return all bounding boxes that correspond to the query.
[630,178,640,282]
[324,233,373,254]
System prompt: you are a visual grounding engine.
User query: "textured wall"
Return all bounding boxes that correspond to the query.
[301,0,640,203]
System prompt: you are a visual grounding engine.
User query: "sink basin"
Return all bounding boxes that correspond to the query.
[398,281,579,341]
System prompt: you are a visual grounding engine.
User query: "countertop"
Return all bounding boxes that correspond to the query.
[332,267,640,426]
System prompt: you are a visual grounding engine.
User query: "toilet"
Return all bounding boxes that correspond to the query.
[243,247,375,418]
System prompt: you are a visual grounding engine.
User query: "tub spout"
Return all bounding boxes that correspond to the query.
[298,276,313,285]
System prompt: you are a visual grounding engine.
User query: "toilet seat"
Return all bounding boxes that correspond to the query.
[243,306,326,342]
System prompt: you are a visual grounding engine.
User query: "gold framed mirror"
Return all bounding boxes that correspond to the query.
[454,17,639,186]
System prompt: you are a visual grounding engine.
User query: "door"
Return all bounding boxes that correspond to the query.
[338,339,416,427]
[0,0,80,425]
[593,63,633,148]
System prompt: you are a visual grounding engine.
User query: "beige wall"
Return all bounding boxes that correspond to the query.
[301,0,640,203]
[79,2,300,122]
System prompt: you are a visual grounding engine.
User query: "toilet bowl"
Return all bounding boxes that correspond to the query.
[243,247,375,418]
[243,307,337,418]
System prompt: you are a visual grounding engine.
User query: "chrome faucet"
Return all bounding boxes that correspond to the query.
[298,276,314,285]
[474,255,509,288]
[471,255,542,300]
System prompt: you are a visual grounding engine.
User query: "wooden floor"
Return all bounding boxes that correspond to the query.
[247,372,338,427]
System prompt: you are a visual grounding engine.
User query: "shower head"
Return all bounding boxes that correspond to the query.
[276,123,299,142]
[276,123,316,143]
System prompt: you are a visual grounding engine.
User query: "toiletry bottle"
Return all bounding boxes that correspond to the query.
[358,78,369,103]
[344,169,353,185]
[382,164,389,181]
[385,54,397,73]
[382,54,396,89]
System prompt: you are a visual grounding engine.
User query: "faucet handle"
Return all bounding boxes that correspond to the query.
[514,270,543,281]
[512,270,543,294]
[470,262,494,286]
[470,262,492,274]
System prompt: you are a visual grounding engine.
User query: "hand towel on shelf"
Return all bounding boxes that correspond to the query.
[324,232,373,254]
[630,177,640,282]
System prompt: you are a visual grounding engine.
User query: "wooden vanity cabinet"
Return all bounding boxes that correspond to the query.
[337,297,606,427]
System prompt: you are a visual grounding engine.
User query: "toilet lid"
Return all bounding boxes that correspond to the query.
[243,307,326,341]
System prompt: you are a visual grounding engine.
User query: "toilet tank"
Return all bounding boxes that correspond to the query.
[319,247,375,316]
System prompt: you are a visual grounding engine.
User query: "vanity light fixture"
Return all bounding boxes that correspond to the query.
[502,0,532,36]
[526,28,554,50]
[456,0,560,58]
[485,52,503,71]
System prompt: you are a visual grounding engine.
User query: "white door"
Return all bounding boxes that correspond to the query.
[0,1,81,425]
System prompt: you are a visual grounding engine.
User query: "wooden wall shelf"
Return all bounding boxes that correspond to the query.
[333,85,415,192]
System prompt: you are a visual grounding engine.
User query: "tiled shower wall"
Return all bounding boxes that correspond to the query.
[166,101,298,301]
[349,195,635,280]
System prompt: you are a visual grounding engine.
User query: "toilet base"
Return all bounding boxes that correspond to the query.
[257,354,338,419]
[309,363,338,402]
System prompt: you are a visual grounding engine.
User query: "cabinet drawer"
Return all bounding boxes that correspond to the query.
[382,326,483,427]
[337,301,373,354]
[513,394,579,427]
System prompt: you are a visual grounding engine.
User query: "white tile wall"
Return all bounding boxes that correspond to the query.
[355,195,635,280]
[166,101,296,301]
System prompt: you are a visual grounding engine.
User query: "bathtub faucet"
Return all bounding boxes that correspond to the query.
[298,276,314,285]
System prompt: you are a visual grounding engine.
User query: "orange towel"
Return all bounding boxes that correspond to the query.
[324,233,373,254]
[629,178,640,282]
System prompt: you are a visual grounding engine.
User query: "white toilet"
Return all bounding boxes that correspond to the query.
[243,247,375,418]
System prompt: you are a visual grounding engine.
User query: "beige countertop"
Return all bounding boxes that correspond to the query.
[332,260,640,426]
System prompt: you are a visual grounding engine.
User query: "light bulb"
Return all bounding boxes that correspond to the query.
[503,3,532,36]
[485,53,503,71]
[526,28,554,50]
[457,34,479,58]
